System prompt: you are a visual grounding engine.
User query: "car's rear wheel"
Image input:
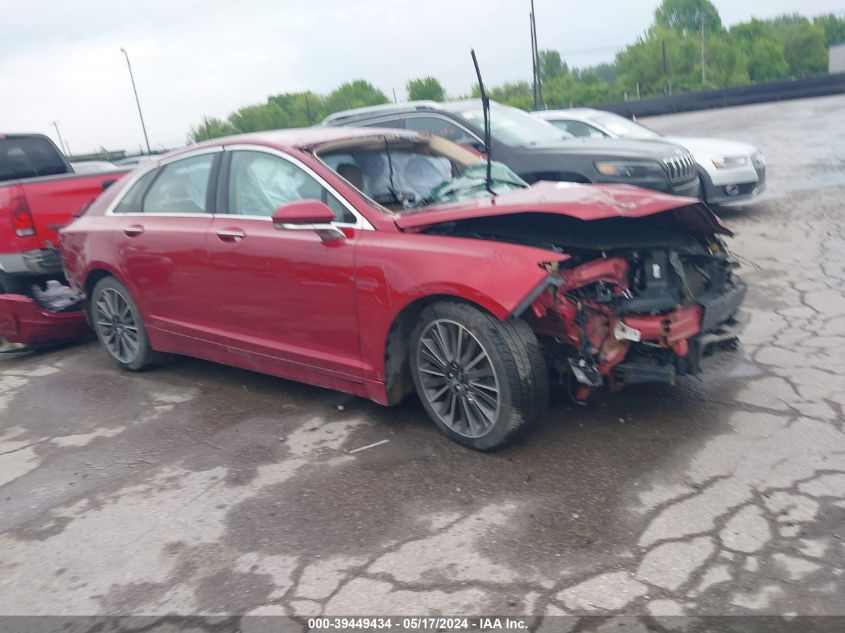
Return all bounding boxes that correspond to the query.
[410,301,549,451]
[90,276,163,371]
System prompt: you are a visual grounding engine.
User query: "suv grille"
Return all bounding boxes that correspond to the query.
[662,153,696,184]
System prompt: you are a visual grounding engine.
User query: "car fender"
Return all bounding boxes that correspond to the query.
[352,230,566,384]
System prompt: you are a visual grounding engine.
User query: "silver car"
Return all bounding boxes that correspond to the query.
[534,108,766,207]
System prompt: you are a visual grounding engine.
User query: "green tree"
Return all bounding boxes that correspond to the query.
[772,15,828,76]
[472,81,534,110]
[655,0,722,34]
[705,33,749,87]
[268,91,325,126]
[616,26,699,97]
[190,117,236,142]
[322,80,389,116]
[814,13,845,46]
[746,39,789,82]
[589,63,618,85]
[228,102,290,133]
[406,76,446,101]
[538,49,569,81]
[729,19,788,82]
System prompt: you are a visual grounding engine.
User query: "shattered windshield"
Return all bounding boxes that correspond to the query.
[319,138,527,212]
[424,162,526,205]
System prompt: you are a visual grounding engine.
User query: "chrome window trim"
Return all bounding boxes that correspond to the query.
[218,144,374,230]
[104,147,223,217]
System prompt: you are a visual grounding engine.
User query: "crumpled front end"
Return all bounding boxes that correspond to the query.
[520,238,746,399]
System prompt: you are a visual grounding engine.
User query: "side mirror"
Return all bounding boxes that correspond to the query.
[271,200,344,241]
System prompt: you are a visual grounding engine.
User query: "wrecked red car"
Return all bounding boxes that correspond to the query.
[57,128,745,450]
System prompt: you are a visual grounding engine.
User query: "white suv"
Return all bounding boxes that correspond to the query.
[534,108,766,207]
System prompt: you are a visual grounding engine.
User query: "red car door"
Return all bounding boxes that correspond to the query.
[205,147,364,381]
[109,151,219,339]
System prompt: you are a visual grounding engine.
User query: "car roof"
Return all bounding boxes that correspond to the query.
[162,126,420,161]
[534,108,603,120]
[322,99,508,126]
[321,101,446,125]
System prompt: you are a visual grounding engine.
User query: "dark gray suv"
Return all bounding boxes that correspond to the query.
[322,100,701,198]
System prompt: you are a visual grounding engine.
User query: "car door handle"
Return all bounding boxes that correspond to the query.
[123,225,145,237]
[216,229,246,242]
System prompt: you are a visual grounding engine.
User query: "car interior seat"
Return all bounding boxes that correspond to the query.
[336,163,364,191]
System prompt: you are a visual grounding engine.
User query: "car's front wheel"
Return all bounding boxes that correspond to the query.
[90,276,164,371]
[409,301,549,451]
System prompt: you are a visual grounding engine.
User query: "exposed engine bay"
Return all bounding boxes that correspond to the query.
[424,210,747,399]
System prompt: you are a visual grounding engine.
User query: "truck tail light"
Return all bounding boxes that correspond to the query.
[9,188,36,237]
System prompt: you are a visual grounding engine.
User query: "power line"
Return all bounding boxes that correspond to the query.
[557,44,625,56]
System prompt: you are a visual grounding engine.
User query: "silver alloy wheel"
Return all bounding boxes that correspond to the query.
[416,319,501,438]
[94,288,140,364]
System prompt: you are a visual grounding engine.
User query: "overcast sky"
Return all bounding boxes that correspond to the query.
[1,0,842,154]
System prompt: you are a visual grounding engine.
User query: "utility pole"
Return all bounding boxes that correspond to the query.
[700,11,707,85]
[530,0,543,109]
[530,11,539,109]
[120,48,151,154]
[304,93,314,125]
[50,121,69,156]
[662,40,668,95]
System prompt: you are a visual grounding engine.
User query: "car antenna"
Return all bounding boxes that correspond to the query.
[471,48,496,197]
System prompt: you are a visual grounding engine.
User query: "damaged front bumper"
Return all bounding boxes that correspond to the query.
[611,305,747,387]
[523,252,747,394]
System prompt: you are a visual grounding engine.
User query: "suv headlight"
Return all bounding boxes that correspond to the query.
[594,161,663,178]
[711,156,748,169]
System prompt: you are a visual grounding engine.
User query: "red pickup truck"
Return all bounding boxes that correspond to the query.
[0,133,127,346]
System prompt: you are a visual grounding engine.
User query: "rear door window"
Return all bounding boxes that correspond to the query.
[142,154,215,214]
[113,170,158,214]
[0,137,68,182]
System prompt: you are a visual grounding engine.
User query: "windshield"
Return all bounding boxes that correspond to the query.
[425,162,526,206]
[318,137,526,212]
[451,102,569,147]
[585,112,662,140]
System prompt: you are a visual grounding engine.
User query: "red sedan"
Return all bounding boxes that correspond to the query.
[59,128,745,450]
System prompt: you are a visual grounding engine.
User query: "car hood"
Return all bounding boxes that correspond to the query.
[394,181,731,235]
[664,135,759,157]
[520,137,686,159]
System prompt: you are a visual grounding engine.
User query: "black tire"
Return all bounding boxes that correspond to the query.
[90,276,164,371]
[409,301,549,451]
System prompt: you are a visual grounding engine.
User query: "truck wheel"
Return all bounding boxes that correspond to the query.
[90,276,164,371]
[409,301,549,451]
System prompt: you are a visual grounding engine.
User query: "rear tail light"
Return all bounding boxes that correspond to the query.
[9,188,36,237]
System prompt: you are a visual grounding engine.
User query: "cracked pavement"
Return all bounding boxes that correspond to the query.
[1,94,844,618]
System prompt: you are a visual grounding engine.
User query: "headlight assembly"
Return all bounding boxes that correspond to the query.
[711,156,748,169]
[594,161,663,178]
